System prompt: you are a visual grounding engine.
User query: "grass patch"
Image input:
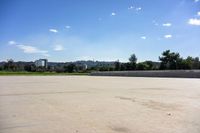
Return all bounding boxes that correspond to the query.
[0,71,89,76]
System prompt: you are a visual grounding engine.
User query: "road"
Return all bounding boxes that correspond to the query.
[0,76,200,133]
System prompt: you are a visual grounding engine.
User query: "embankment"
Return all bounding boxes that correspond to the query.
[90,70,200,78]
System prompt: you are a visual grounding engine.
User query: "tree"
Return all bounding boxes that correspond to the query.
[124,63,134,70]
[176,58,187,69]
[24,64,36,72]
[144,61,154,70]
[185,56,200,69]
[136,61,154,70]
[193,57,200,69]
[24,64,32,72]
[120,63,126,71]
[136,62,148,70]
[159,50,180,70]
[114,61,121,71]
[159,50,170,69]
[4,59,17,71]
[185,56,193,69]
[129,54,137,70]
[129,54,137,64]
[99,66,110,71]
[55,66,65,73]
[64,64,76,73]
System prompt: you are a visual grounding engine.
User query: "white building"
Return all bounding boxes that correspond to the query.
[35,59,48,68]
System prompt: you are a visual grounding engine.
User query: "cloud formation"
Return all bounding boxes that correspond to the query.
[198,12,200,16]
[141,36,146,40]
[135,7,142,11]
[188,18,200,26]
[164,35,172,39]
[8,41,17,45]
[128,6,134,10]
[65,25,71,29]
[128,6,142,12]
[49,29,58,33]
[152,20,159,26]
[8,41,48,56]
[194,0,199,2]
[17,45,48,54]
[162,23,172,27]
[54,45,64,51]
[111,12,116,16]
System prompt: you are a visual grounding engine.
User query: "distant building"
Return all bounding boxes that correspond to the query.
[83,64,88,70]
[35,59,48,68]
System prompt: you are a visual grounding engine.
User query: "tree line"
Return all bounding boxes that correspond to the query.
[0,50,200,73]
[0,59,86,73]
[114,50,200,71]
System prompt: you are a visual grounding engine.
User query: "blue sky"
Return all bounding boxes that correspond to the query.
[0,0,200,62]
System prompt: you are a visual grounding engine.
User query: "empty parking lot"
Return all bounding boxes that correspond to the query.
[0,76,200,133]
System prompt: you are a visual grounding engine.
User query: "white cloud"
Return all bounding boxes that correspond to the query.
[164,34,172,39]
[8,41,49,56]
[152,20,159,26]
[135,7,142,11]
[8,41,17,45]
[128,6,134,10]
[65,25,71,29]
[197,12,200,16]
[128,6,142,12]
[111,12,116,16]
[141,36,146,40]
[49,29,58,33]
[194,0,199,2]
[17,44,48,54]
[54,45,64,51]
[162,23,172,27]
[188,18,200,26]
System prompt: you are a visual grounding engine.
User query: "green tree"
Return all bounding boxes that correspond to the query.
[136,62,148,70]
[129,54,137,63]
[193,57,200,69]
[136,61,154,70]
[24,64,36,72]
[4,59,17,71]
[159,50,180,70]
[185,56,200,69]
[129,54,137,70]
[120,63,126,71]
[114,61,121,71]
[24,64,32,72]
[64,64,76,73]
[143,61,154,70]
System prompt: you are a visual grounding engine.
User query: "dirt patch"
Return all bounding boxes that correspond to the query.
[115,96,135,102]
[110,126,130,132]
[115,96,180,111]
[140,100,181,111]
